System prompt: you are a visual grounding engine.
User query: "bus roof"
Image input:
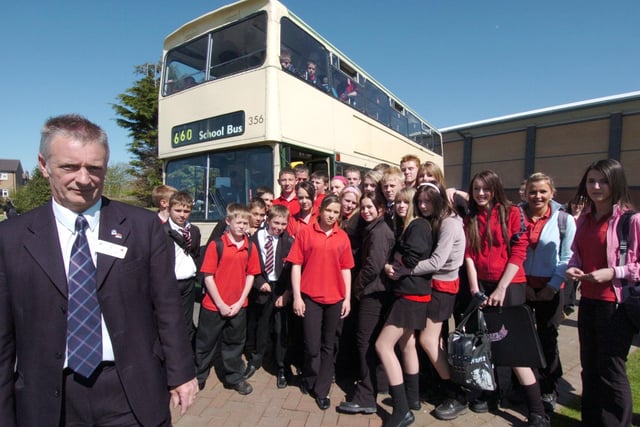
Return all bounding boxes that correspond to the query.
[163,0,440,135]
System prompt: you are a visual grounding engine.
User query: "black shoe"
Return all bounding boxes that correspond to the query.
[383,410,415,427]
[226,380,253,395]
[198,381,206,391]
[276,369,287,389]
[243,364,258,380]
[337,401,377,414]
[408,400,421,411]
[469,398,489,413]
[315,396,331,410]
[299,379,309,395]
[433,398,467,420]
[528,413,551,427]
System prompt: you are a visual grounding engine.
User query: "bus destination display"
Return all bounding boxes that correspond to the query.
[172,111,245,147]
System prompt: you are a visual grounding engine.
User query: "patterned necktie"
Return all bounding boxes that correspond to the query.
[181,226,192,254]
[67,215,102,378]
[264,235,274,275]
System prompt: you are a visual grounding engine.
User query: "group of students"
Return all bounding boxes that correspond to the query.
[155,155,639,427]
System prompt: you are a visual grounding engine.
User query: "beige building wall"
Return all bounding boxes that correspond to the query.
[442,94,640,204]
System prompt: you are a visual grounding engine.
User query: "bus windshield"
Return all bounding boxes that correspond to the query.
[163,12,267,95]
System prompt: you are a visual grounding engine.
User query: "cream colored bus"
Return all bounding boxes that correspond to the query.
[158,0,442,224]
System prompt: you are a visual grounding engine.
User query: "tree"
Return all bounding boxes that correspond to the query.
[104,162,135,202]
[12,168,51,214]
[112,63,162,207]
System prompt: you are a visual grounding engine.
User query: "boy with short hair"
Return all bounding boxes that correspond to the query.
[273,168,300,216]
[256,186,275,211]
[310,170,329,211]
[400,154,421,188]
[344,166,362,188]
[165,191,201,343]
[294,163,310,183]
[195,203,261,394]
[248,197,267,234]
[152,184,178,223]
[380,166,404,230]
[245,204,294,388]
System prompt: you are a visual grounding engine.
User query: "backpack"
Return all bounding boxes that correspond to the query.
[616,210,640,330]
[557,209,569,248]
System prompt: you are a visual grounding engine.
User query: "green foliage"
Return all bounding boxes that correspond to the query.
[12,167,51,213]
[103,162,136,202]
[112,63,162,207]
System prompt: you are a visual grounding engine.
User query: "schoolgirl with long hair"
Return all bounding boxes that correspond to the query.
[464,170,549,427]
[376,187,433,427]
[565,159,640,426]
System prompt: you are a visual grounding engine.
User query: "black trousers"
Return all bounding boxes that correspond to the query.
[301,295,342,398]
[61,363,170,427]
[351,292,390,407]
[195,307,247,386]
[177,277,196,343]
[526,288,564,394]
[578,297,636,427]
[246,296,288,369]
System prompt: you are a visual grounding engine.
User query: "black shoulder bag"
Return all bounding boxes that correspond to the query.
[447,295,496,391]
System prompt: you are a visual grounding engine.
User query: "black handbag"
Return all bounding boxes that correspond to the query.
[482,305,546,368]
[447,298,496,391]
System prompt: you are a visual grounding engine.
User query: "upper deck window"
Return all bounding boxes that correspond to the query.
[163,12,267,96]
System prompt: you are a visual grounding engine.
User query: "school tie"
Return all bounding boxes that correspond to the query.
[66,215,102,378]
[264,235,274,275]
[181,226,192,253]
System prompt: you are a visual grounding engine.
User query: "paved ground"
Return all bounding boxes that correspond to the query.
[171,307,636,427]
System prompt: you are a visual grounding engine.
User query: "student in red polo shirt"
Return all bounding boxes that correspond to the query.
[287,195,354,411]
[287,181,317,237]
[194,203,261,395]
[464,170,549,427]
[273,168,300,216]
[566,159,640,427]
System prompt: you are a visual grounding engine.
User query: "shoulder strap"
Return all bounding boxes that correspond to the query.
[215,238,224,267]
[214,237,253,271]
[557,209,568,246]
[618,210,636,265]
[508,206,527,255]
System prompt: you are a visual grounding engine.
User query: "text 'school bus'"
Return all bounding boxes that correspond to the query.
[158,0,443,225]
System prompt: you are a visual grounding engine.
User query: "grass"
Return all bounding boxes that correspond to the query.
[553,347,640,426]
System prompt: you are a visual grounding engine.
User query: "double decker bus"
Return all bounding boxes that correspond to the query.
[158,0,442,230]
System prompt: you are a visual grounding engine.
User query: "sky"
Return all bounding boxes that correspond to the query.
[2,0,639,174]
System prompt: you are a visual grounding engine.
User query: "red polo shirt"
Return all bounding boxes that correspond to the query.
[574,211,616,302]
[200,233,261,311]
[273,193,300,217]
[286,221,355,304]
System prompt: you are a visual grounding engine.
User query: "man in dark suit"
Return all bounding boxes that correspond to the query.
[0,114,198,426]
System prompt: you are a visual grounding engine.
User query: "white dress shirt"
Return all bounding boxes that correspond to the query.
[51,199,115,364]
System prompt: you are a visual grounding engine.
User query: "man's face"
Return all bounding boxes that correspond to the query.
[169,204,192,227]
[345,172,361,187]
[295,170,309,184]
[401,160,419,186]
[278,173,296,196]
[39,136,107,213]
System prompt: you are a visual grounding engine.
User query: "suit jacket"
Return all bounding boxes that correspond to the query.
[0,197,195,427]
[249,230,294,305]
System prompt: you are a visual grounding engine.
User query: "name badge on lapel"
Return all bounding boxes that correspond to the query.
[96,240,128,259]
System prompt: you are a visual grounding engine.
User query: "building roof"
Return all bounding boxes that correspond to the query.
[0,159,22,173]
[441,91,640,138]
